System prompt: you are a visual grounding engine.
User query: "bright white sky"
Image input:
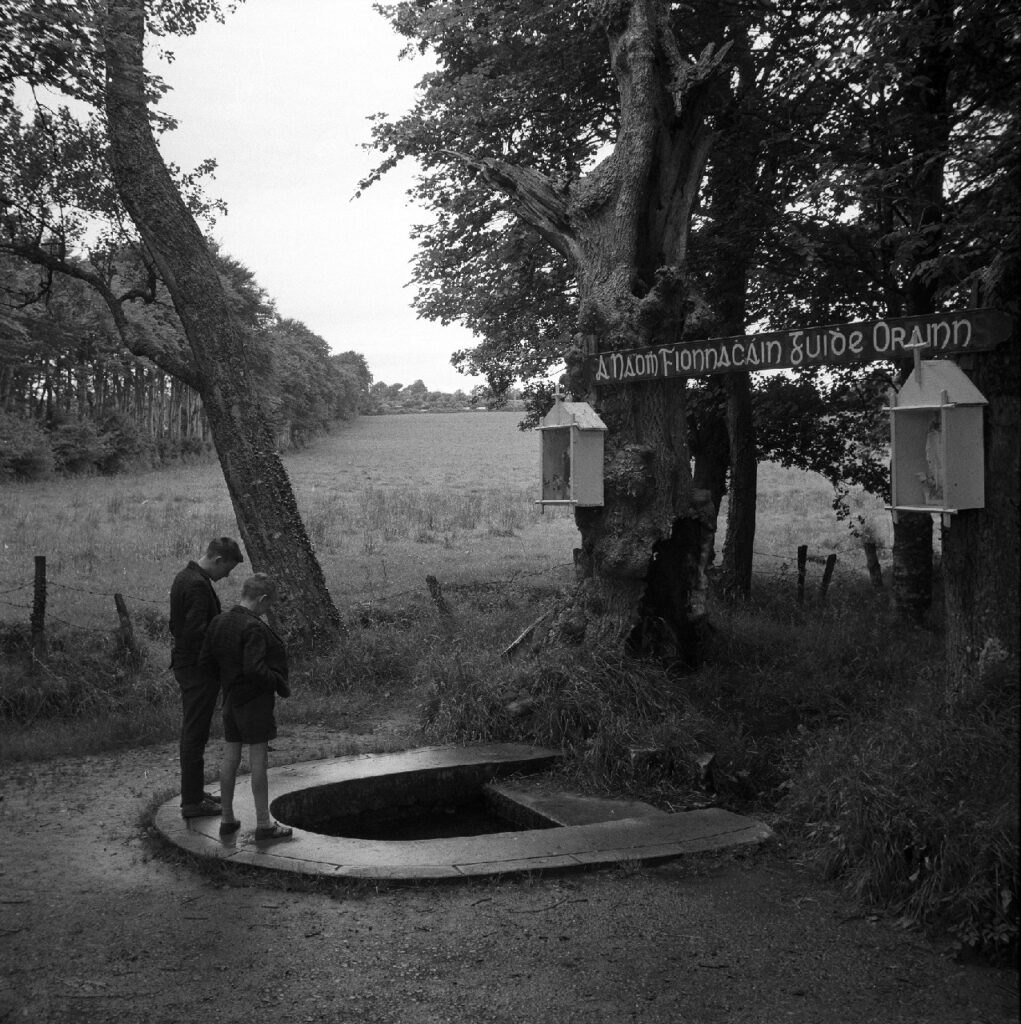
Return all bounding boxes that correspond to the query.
[150,0,484,394]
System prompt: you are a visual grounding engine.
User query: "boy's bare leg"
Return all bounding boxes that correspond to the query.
[219,741,243,825]
[249,742,270,827]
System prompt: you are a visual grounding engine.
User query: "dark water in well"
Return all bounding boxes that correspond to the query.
[314,796,530,841]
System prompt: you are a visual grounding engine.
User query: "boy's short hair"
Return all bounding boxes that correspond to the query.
[241,573,277,601]
[206,537,244,564]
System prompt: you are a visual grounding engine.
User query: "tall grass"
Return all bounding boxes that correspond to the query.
[781,671,1018,964]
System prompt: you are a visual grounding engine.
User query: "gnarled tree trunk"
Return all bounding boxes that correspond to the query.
[889,0,952,626]
[103,0,340,644]
[471,0,728,664]
[942,319,1020,702]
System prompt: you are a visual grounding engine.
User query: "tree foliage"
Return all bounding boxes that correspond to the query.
[366,0,1017,514]
[2,1,368,481]
[1,247,355,477]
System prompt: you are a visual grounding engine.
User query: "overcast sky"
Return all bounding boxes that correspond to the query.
[150,0,485,394]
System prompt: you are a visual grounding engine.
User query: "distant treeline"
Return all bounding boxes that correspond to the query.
[362,379,525,415]
[0,251,371,481]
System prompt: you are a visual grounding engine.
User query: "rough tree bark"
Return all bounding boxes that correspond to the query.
[942,316,1020,702]
[468,0,729,664]
[103,0,341,643]
[698,12,758,599]
[889,0,953,625]
[721,371,756,597]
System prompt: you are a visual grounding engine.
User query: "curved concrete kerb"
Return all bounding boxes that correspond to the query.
[154,744,773,881]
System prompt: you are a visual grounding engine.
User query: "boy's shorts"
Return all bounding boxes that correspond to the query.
[222,692,277,745]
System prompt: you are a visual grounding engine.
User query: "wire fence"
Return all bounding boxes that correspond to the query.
[0,558,584,637]
[2,541,889,641]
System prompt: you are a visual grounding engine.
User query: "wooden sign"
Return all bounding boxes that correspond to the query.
[589,308,1013,385]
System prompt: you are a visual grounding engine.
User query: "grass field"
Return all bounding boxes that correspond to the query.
[0,410,888,637]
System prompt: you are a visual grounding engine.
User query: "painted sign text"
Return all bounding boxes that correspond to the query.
[590,309,1012,385]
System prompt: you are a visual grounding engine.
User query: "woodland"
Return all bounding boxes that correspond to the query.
[0,247,372,473]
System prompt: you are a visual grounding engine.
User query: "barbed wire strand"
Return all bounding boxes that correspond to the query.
[1,552,887,636]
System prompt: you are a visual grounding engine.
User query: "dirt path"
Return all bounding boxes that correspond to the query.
[1,720,1016,1024]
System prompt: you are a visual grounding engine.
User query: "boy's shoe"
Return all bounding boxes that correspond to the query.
[219,820,241,836]
[181,797,221,819]
[254,822,293,841]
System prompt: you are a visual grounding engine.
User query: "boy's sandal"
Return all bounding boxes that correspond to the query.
[219,820,241,836]
[254,823,293,841]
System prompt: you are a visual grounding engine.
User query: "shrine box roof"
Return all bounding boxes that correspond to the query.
[896,360,988,409]
[538,401,607,431]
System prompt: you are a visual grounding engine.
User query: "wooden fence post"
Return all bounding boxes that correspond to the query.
[425,575,452,617]
[863,542,884,588]
[796,545,807,605]
[820,553,838,602]
[30,555,46,663]
[113,593,140,661]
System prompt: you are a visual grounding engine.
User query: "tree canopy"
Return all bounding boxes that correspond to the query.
[366,0,1018,423]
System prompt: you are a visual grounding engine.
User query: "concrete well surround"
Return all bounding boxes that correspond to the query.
[154,744,773,881]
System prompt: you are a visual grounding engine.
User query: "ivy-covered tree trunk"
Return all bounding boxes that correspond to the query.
[103,0,340,644]
[698,15,758,599]
[942,318,1020,701]
[472,0,727,663]
[891,510,933,624]
[888,0,952,625]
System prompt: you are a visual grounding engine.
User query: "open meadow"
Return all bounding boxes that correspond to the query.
[0,410,890,639]
[1,409,902,762]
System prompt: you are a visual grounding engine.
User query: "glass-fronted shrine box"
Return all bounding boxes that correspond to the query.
[537,398,607,508]
[888,359,987,521]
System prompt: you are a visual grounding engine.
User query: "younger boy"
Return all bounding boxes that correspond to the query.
[198,573,292,841]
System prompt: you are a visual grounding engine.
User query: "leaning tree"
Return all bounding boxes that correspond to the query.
[2,0,341,643]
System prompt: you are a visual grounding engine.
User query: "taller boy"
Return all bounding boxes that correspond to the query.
[169,536,244,817]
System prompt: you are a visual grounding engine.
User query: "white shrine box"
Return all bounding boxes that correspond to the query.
[889,359,987,519]
[537,398,607,507]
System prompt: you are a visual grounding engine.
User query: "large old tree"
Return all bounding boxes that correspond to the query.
[2,0,341,643]
[377,0,735,661]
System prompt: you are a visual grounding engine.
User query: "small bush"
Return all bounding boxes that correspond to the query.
[96,410,155,473]
[50,416,109,474]
[0,411,54,481]
[179,435,208,458]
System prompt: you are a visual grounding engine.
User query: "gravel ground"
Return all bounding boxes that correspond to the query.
[1,721,1017,1024]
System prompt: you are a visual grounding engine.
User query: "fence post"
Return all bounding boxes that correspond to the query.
[820,553,838,602]
[863,542,884,588]
[796,545,807,605]
[113,593,140,662]
[30,555,47,663]
[425,574,452,618]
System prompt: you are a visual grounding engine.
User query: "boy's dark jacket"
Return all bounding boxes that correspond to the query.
[169,561,221,669]
[198,605,289,706]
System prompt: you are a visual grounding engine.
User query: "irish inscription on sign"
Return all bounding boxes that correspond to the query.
[590,308,1013,385]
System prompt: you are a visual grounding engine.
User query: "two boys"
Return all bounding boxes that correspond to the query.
[170,539,291,841]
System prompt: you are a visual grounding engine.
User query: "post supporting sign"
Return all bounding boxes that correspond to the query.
[588,308,1012,385]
